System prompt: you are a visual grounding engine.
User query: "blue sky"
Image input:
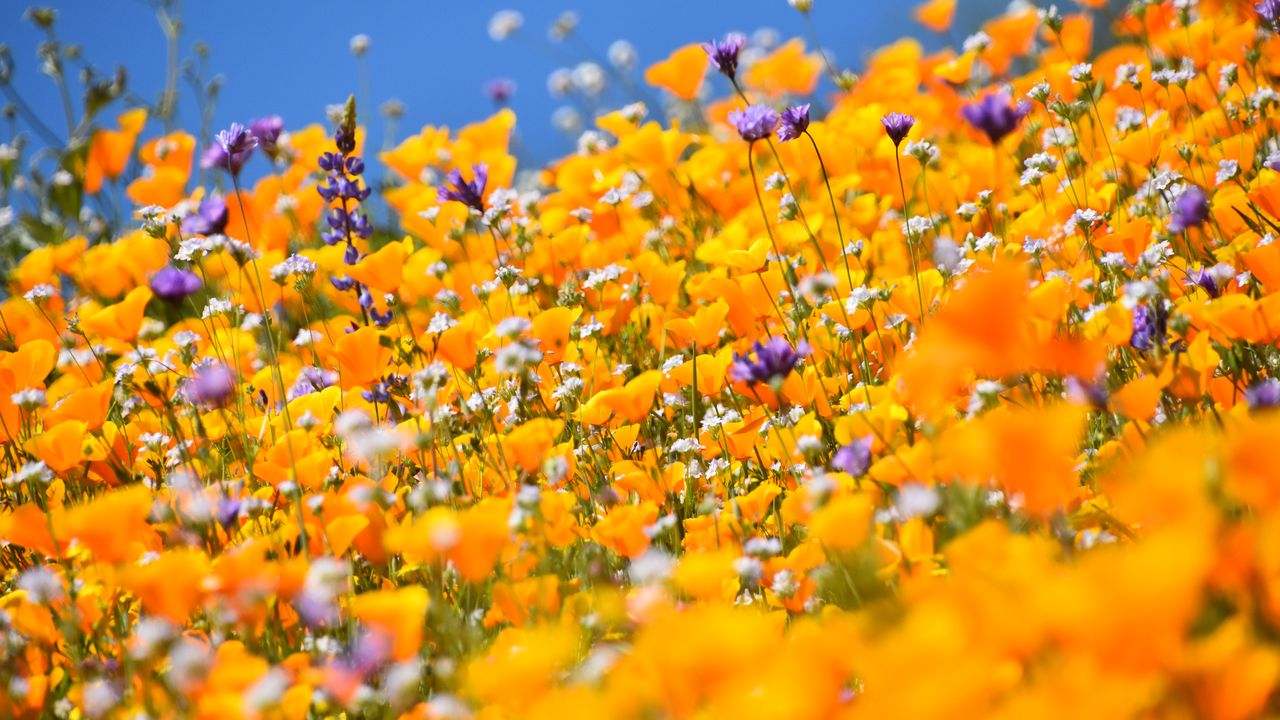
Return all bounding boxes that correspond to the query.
[1,1,1004,169]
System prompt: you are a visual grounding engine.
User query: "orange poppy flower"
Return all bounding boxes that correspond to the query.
[644,44,708,101]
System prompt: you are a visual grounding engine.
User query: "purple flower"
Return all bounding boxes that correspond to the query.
[881,112,916,147]
[776,103,810,142]
[1129,303,1167,352]
[728,105,780,143]
[831,437,872,476]
[961,92,1030,144]
[731,336,810,386]
[183,361,236,408]
[217,122,258,156]
[288,366,339,400]
[334,125,356,155]
[437,163,489,213]
[1266,152,1280,172]
[180,195,228,237]
[294,593,339,628]
[1259,0,1280,32]
[249,116,284,157]
[1247,378,1280,410]
[1168,185,1209,233]
[1066,376,1109,410]
[201,123,258,177]
[315,102,373,283]
[149,266,202,303]
[485,78,517,104]
[216,497,241,531]
[1186,267,1221,298]
[704,33,747,80]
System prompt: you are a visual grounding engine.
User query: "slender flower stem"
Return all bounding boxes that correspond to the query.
[731,80,829,273]
[747,142,798,342]
[229,173,308,556]
[802,128,869,382]
[801,13,842,84]
[229,176,297,434]
[804,130,857,290]
[893,152,927,328]
[1087,93,1122,184]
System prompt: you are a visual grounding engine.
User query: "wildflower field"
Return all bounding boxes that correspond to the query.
[5,0,1280,716]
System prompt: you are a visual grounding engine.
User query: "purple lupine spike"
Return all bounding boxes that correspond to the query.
[1129,305,1154,352]
[150,265,203,303]
[335,125,356,154]
[1259,0,1280,32]
[437,163,489,213]
[362,379,392,403]
[1168,186,1208,233]
[728,105,780,143]
[180,195,228,237]
[704,33,747,80]
[1129,303,1168,352]
[776,103,811,142]
[881,112,916,147]
[370,307,394,327]
[961,92,1030,144]
[315,104,373,292]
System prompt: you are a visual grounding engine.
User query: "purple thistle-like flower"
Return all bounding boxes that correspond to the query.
[881,112,916,147]
[437,163,489,213]
[704,33,747,80]
[776,103,810,142]
[1168,185,1209,233]
[728,105,780,143]
[180,195,228,237]
[961,92,1030,144]
[1259,0,1280,32]
[249,116,284,156]
[202,122,259,177]
[485,77,517,104]
[149,266,203,303]
[1247,378,1280,410]
[831,437,872,476]
[183,361,236,407]
[731,336,810,386]
[199,144,250,178]
[217,122,258,156]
